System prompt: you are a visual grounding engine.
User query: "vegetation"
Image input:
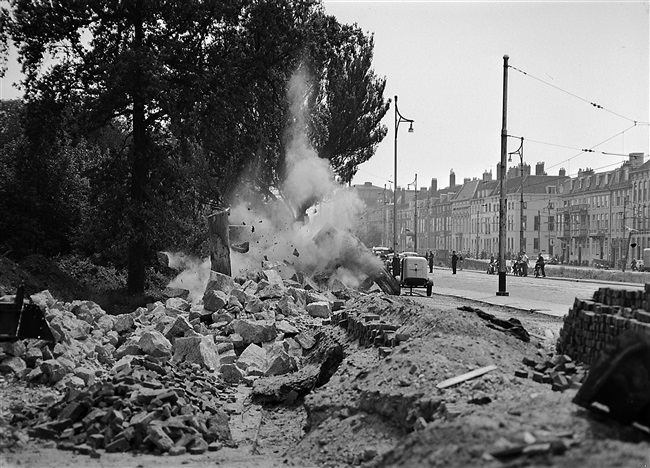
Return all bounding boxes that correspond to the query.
[0,0,390,294]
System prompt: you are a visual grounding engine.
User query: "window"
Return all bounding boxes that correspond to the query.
[534,215,540,231]
[549,216,555,231]
[534,238,539,251]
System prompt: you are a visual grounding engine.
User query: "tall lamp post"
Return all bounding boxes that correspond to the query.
[393,95,414,276]
[508,136,525,255]
[497,54,509,296]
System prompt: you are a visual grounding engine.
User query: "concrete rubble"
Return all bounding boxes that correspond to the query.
[0,262,404,456]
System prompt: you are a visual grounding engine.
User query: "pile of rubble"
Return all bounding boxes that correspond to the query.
[514,352,588,392]
[0,262,389,455]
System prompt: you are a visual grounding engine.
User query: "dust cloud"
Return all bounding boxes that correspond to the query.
[165,65,383,300]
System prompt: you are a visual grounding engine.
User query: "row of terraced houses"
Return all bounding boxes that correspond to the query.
[353,152,647,267]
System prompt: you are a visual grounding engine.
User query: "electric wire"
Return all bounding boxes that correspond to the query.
[509,64,649,126]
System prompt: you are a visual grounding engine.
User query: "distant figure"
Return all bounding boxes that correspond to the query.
[631,258,638,271]
[459,253,464,270]
[535,253,546,277]
[451,251,458,274]
[428,252,434,273]
[521,252,529,277]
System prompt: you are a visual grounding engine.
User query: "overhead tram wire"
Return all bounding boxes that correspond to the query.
[509,65,650,126]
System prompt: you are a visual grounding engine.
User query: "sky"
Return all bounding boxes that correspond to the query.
[2,1,648,194]
[323,0,649,191]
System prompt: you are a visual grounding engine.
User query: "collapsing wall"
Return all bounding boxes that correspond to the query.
[557,285,650,365]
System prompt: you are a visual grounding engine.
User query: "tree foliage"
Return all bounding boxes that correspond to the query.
[0,0,390,293]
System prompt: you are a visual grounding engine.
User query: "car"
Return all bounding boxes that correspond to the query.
[398,255,433,296]
[399,251,422,258]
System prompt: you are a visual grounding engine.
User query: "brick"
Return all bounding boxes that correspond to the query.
[105,437,130,453]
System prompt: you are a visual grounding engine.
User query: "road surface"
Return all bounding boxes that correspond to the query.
[418,267,643,317]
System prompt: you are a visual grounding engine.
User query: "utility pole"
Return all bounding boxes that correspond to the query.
[622,196,628,270]
[497,55,509,296]
[414,174,418,252]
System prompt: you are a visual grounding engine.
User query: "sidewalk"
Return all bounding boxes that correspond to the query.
[430,266,643,318]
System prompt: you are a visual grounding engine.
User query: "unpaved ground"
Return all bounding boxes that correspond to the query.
[2,291,649,468]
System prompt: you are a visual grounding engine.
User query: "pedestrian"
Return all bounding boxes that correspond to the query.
[451,250,458,274]
[535,253,546,277]
[459,253,464,270]
[521,251,529,277]
[428,251,434,273]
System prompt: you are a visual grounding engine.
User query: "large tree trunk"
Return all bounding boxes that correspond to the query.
[127,0,147,294]
[207,209,231,275]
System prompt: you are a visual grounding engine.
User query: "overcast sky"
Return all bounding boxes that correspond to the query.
[2,1,648,193]
[324,0,649,191]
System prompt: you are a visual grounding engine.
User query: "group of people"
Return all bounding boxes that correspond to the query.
[483,252,546,277]
[509,252,546,277]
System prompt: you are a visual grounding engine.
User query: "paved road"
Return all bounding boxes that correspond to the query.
[421,266,644,317]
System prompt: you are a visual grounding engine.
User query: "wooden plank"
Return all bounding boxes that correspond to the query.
[436,365,498,389]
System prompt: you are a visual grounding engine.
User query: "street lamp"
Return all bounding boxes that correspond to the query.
[393,95,414,276]
[508,136,525,256]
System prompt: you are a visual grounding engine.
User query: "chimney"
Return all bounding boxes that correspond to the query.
[496,162,502,180]
[482,170,492,182]
[450,169,456,187]
[630,153,645,167]
[535,162,545,176]
[559,168,566,177]
[430,178,438,193]
[463,178,471,185]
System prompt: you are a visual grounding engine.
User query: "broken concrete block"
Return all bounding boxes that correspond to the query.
[276,320,299,336]
[40,359,67,383]
[163,315,192,342]
[0,356,27,374]
[113,314,135,333]
[205,270,235,295]
[139,330,173,358]
[244,296,264,314]
[172,336,221,370]
[74,366,96,386]
[294,333,316,350]
[230,319,277,344]
[220,363,243,384]
[165,297,190,312]
[306,291,330,305]
[262,269,284,286]
[238,344,267,372]
[306,301,331,318]
[147,423,174,452]
[203,289,229,312]
[114,336,142,359]
[265,346,296,377]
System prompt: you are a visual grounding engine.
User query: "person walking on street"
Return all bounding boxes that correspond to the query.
[459,253,464,270]
[428,252,434,273]
[535,253,546,277]
[451,251,458,274]
[521,251,529,277]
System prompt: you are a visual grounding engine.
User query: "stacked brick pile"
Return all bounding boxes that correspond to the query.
[556,285,650,365]
[27,356,233,456]
[331,305,409,348]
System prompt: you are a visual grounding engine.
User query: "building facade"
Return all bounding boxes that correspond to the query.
[353,153,646,267]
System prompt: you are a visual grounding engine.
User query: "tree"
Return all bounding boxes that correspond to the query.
[1,0,253,292]
[309,18,390,184]
[0,0,390,290]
